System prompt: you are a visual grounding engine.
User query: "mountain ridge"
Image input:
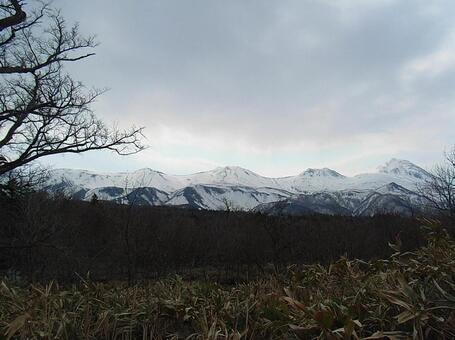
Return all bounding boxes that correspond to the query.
[45,159,430,215]
[49,158,428,187]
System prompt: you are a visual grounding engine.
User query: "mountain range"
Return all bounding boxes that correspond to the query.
[44,159,430,216]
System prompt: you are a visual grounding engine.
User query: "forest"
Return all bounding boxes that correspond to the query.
[0,189,429,284]
[1,190,455,339]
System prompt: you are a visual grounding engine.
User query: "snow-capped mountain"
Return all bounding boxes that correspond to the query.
[378,158,431,180]
[166,185,292,210]
[47,168,184,193]
[254,182,426,217]
[44,159,431,216]
[300,168,345,178]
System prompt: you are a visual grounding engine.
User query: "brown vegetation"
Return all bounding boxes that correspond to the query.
[1,220,454,339]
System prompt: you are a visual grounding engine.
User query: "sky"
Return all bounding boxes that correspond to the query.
[45,0,455,177]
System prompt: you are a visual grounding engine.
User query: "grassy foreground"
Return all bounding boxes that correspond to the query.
[1,220,455,339]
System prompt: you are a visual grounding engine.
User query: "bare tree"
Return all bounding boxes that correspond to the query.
[0,1,144,176]
[0,162,48,197]
[419,146,455,222]
[117,174,154,284]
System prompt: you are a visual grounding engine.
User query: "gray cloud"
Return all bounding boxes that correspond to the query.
[55,0,455,173]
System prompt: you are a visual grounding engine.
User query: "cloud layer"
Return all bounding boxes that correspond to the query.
[51,0,455,176]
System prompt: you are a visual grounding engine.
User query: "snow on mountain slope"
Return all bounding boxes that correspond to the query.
[254,189,371,216]
[256,180,427,217]
[45,158,429,215]
[47,166,280,193]
[342,172,418,191]
[48,168,185,193]
[115,187,170,206]
[85,187,126,201]
[80,186,170,206]
[353,182,426,217]
[262,192,353,216]
[275,165,423,193]
[166,185,292,210]
[378,158,430,180]
[183,166,282,188]
[300,168,345,178]
[48,159,427,194]
[354,194,415,217]
[277,168,348,193]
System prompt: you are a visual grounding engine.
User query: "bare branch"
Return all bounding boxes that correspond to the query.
[0,1,145,176]
[0,0,26,31]
[418,145,455,221]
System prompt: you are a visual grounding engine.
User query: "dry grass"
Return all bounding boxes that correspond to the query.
[1,219,455,339]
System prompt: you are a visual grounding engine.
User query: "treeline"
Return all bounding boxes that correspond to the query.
[0,191,426,283]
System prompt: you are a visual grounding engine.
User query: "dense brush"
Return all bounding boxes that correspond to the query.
[1,219,454,339]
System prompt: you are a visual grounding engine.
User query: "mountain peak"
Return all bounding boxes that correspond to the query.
[378,159,429,180]
[300,168,345,178]
[211,165,262,177]
[134,167,164,174]
[379,158,413,170]
[215,165,249,172]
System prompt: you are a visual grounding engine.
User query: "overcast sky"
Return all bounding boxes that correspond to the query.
[45,0,455,176]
